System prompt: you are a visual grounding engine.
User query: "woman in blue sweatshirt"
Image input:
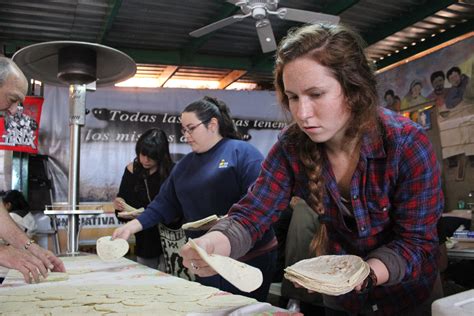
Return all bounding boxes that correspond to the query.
[113,96,276,301]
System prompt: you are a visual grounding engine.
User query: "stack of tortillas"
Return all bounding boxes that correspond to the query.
[284,255,370,296]
[188,239,263,293]
[96,236,129,261]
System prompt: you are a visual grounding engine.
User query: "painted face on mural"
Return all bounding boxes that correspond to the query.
[410,83,422,98]
[431,75,445,94]
[385,94,394,107]
[283,56,351,145]
[448,71,461,87]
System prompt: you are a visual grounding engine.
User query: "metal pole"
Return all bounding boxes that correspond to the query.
[67,84,86,254]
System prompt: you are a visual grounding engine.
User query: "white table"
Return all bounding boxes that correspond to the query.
[0,255,286,315]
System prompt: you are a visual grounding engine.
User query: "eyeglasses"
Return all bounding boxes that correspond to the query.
[181,121,205,135]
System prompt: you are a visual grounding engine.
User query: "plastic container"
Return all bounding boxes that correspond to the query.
[432,289,474,316]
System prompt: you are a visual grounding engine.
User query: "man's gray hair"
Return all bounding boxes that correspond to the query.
[0,57,18,87]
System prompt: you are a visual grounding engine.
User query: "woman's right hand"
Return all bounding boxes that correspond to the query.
[113,197,126,211]
[112,219,143,240]
[179,231,231,277]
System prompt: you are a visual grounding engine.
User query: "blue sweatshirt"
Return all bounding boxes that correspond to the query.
[138,138,264,231]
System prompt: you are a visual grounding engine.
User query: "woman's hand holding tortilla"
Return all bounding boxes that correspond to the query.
[112,219,143,241]
[179,231,231,277]
[117,207,143,220]
[113,197,126,211]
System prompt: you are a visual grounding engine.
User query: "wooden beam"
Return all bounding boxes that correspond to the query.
[375,19,474,70]
[218,70,247,89]
[157,65,178,87]
[376,31,474,74]
[363,0,456,45]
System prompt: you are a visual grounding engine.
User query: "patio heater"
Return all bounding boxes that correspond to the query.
[13,42,136,254]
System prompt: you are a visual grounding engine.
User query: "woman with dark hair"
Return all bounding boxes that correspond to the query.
[2,190,36,238]
[113,128,173,270]
[113,96,276,301]
[180,24,444,315]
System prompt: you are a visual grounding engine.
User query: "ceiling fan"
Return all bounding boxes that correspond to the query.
[189,0,340,53]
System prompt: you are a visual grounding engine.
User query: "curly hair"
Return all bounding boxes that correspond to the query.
[274,24,379,255]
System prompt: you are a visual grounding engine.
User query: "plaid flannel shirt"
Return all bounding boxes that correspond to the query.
[229,108,443,315]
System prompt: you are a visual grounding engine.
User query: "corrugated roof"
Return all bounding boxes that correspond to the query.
[1,0,473,89]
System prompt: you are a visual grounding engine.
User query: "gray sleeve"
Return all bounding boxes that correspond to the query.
[367,245,407,285]
[209,218,253,259]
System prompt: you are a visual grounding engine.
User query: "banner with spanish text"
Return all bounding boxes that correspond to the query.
[39,86,287,202]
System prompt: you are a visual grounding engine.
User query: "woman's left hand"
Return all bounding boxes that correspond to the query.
[354,258,385,292]
[113,197,126,211]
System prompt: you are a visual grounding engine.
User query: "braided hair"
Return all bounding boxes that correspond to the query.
[274,24,379,255]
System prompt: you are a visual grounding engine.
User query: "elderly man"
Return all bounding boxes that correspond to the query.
[0,57,28,115]
[0,56,65,283]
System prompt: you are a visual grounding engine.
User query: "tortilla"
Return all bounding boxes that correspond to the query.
[119,199,142,213]
[168,301,222,313]
[181,214,219,230]
[41,272,69,283]
[165,285,219,297]
[5,270,69,284]
[197,294,257,307]
[188,238,263,293]
[96,236,129,261]
[284,255,370,296]
[120,207,144,216]
[35,292,76,300]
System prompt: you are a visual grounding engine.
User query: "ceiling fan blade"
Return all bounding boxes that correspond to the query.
[277,8,340,25]
[226,0,244,5]
[256,19,277,53]
[190,14,247,37]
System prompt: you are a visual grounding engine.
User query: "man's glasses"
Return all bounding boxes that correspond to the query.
[181,121,205,135]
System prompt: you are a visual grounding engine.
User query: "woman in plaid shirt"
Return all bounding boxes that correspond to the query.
[180,24,444,315]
